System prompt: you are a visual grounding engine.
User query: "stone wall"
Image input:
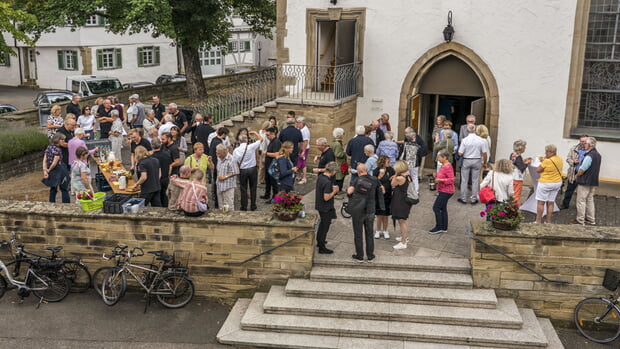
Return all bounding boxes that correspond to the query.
[0,200,316,298]
[0,151,43,182]
[471,221,620,322]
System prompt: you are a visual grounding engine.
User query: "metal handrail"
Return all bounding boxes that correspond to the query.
[224,218,320,266]
[467,226,569,284]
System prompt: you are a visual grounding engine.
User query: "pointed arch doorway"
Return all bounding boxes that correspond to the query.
[398,42,499,168]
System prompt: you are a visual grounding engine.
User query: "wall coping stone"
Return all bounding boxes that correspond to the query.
[471,220,620,243]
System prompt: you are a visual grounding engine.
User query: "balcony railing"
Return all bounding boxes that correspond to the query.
[276,63,362,103]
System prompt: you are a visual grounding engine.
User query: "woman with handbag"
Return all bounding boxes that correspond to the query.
[171,169,209,217]
[331,128,347,191]
[42,133,70,203]
[391,160,414,250]
[480,159,515,204]
[535,144,563,224]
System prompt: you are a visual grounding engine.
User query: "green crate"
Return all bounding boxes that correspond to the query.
[79,192,106,211]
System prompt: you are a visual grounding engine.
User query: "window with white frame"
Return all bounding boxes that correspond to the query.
[200,47,222,66]
[57,50,78,70]
[0,53,9,67]
[85,15,98,26]
[137,46,160,67]
[96,48,122,70]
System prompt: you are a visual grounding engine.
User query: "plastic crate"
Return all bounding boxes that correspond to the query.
[603,269,620,291]
[79,192,106,212]
[96,173,112,192]
[84,139,111,150]
[103,194,133,214]
[122,198,145,213]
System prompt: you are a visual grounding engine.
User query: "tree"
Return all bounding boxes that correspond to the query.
[0,2,36,56]
[6,0,276,103]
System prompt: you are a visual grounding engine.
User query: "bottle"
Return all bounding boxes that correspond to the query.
[300,204,305,218]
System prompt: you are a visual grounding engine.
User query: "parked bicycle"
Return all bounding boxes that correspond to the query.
[574,268,620,343]
[0,240,70,304]
[99,246,194,310]
[4,232,91,293]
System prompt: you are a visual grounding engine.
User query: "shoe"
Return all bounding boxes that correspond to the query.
[395,236,409,243]
[259,195,269,199]
[265,199,273,204]
[471,199,479,205]
[457,198,467,204]
[240,208,247,211]
[374,230,381,239]
[318,248,334,254]
[383,231,390,239]
[367,255,375,263]
[428,227,443,235]
[298,178,307,184]
[560,205,569,210]
[569,220,583,225]
[250,207,257,211]
[586,221,596,225]
[351,254,364,262]
[393,242,408,250]
[441,228,448,233]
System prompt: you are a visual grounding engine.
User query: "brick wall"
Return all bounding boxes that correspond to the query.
[0,199,316,298]
[471,221,620,322]
[0,151,43,182]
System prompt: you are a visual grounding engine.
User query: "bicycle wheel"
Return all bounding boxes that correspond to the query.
[63,261,92,293]
[0,274,6,299]
[574,297,620,343]
[101,268,126,306]
[155,274,194,309]
[30,269,71,302]
[341,202,351,219]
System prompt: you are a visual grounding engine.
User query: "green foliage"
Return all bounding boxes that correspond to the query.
[0,126,48,163]
[0,2,37,56]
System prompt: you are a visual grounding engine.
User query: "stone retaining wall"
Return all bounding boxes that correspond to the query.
[471,221,620,322]
[0,151,43,182]
[0,200,316,298]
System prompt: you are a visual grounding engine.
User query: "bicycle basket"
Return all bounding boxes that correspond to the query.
[173,251,190,269]
[603,269,620,291]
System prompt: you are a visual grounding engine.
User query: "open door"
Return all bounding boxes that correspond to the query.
[409,94,420,133]
[470,97,485,121]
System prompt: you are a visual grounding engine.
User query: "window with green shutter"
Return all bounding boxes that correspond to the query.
[137,47,144,67]
[57,50,78,70]
[0,53,9,67]
[244,41,251,52]
[137,46,160,67]
[97,48,120,70]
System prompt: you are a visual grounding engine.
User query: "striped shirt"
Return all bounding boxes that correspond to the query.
[216,153,239,192]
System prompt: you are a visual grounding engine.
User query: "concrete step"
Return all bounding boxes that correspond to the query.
[263,286,521,329]
[240,293,549,348]
[310,266,473,288]
[218,299,499,348]
[230,114,244,122]
[538,318,565,349]
[263,101,278,108]
[285,279,497,308]
[313,253,471,274]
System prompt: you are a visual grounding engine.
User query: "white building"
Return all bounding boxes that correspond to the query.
[278,0,620,181]
[0,14,274,88]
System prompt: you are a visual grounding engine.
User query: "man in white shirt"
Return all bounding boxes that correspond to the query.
[158,114,175,137]
[233,131,263,211]
[296,117,311,185]
[457,124,487,204]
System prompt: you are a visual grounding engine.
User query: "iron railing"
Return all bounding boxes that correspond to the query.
[276,63,362,103]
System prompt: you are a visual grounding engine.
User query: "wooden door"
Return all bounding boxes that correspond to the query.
[470,97,485,121]
[409,94,420,133]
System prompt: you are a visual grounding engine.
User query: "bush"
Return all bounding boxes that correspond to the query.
[0,127,49,163]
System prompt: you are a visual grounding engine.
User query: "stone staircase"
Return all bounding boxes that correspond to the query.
[216,254,564,348]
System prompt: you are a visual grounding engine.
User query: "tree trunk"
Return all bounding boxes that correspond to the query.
[181,46,207,103]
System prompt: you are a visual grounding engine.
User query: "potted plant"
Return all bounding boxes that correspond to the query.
[480,197,523,230]
[272,191,303,221]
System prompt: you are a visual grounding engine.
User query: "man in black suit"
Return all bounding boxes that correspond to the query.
[278,118,303,166]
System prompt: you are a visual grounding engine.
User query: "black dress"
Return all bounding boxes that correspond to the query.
[391,175,412,220]
[373,167,394,216]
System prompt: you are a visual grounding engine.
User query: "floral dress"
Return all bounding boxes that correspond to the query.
[70,160,91,194]
[47,114,64,139]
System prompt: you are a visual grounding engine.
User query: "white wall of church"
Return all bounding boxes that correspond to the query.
[285,0,620,180]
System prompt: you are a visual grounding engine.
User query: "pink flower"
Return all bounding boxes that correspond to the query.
[491,215,497,219]
[480,212,486,217]
[499,212,506,216]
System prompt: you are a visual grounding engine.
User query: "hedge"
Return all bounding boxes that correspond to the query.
[0,126,49,163]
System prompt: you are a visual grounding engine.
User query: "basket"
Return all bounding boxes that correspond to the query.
[603,269,620,291]
[103,193,133,214]
[122,198,145,213]
[79,192,106,211]
[96,173,112,192]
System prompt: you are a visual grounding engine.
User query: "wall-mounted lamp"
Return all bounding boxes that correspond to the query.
[330,0,337,5]
[443,11,455,43]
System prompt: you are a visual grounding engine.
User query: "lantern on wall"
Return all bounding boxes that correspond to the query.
[443,11,455,43]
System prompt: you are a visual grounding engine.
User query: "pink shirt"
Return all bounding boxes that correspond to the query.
[67,137,95,164]
[171,177,208,213]
[437,163,455,194]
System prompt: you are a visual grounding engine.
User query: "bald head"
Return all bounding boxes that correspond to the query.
[356,163,368,175]
[179,165,191,178]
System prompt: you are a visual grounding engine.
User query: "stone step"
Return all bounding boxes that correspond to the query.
[313,254,471,274]
[263,286,521,329]
[310,266,473,288]
[218,298,498,348]
[240,293,549,348]
[285,279,497,308]
[538,318,565,349]
[263,101,278,108]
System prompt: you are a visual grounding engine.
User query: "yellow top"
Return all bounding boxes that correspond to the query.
[184,154,210,184]
[539,155,563,183]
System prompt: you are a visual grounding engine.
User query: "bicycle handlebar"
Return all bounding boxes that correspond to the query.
[131,247,144,257]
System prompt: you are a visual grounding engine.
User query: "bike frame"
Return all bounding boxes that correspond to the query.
[110,254,179,296]
[0,259,50,291]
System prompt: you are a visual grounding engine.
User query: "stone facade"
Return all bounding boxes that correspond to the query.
[0,199,317,298]
[0,151,43,182]
[471,220,620,322]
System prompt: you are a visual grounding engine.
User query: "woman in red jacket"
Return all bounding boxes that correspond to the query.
[429,149,455,234]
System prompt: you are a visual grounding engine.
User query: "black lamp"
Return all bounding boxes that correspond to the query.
[330,0,337,5]
[443,10,455,43]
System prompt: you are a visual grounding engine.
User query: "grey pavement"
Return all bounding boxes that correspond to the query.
[0,85,43,110]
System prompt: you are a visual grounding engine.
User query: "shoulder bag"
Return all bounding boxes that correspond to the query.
[192,183,208,212]
[479,171,496,204]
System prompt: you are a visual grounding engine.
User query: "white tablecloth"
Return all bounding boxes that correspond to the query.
[520,161,560,215]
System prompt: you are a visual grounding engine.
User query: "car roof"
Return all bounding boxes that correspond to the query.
[39,90,74,95]
[0,104,17,108]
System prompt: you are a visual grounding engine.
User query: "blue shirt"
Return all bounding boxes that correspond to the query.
[579,155,592,172]
[376,140,399,166]
[365,155,378,176]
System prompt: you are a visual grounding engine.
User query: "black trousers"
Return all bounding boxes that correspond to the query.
[141,190,161,207]
[264,162,278,198]
[160,177,169,208]
[432,192,453,230]
[239,166,258,210]
[317,210,335,250]
[562,180,578,208]
[212,167,219,209]
[351,213,375,259]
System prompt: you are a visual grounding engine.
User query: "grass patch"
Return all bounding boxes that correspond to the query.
[0,126,49,163]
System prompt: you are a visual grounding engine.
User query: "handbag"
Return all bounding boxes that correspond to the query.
[479,171,496,204]
[192,183,207,212]
[404,176,419,205]
[340,162,348,174]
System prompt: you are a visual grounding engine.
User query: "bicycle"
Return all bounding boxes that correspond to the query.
[0,240,71,305]
[574,268,620,343]
[340,201,351,218]
[100,246,194,310]
[91,244,129,297]
[4,232,91,293]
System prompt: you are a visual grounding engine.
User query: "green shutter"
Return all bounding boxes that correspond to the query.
[244,41,250,52]
[57,50,64,70]
[71,51,78,70]
[227,42,233,52]
[115,48,122,69]
[137,47,144,67]
[96,49,103,70]
[2,53,10,67]
[154,46,160,66]
[97,15,105,26]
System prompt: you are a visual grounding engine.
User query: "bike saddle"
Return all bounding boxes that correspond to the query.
[156,255,173,263]
[46,246,63,253]
[148,250,164,256]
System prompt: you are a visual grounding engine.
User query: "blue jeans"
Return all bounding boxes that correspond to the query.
[85,130,95,140]
[432,192,453,230]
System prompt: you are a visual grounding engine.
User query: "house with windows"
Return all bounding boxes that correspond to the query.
[0,14,274,89]
[270,0,620,181]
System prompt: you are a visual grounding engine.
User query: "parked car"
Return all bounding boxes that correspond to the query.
[67,75,123,97]
[155,74,186,84]
[0,104,17,114]
[123,81,155,89]
[33,90,74,127]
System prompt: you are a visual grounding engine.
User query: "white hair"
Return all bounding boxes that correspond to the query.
[384,131,394,140]
[364,144,375,154]
[332,127,344,139]
[356,125,366,135]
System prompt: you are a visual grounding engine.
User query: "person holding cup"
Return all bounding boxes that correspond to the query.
[372,155,395,239]
[314,162,340,254]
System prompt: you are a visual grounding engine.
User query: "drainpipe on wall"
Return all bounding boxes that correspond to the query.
[13,21,23,86]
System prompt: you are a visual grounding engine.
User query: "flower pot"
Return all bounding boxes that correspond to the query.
[492,220,517,231]
[274,211,299,221]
